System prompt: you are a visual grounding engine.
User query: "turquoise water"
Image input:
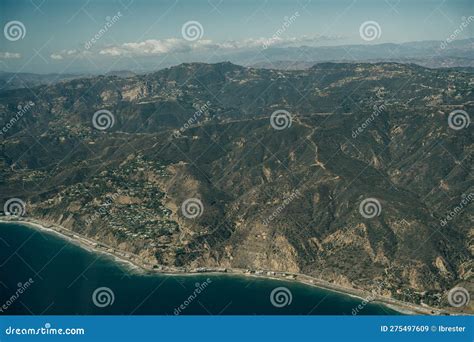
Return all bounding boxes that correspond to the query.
[0,222,398,315]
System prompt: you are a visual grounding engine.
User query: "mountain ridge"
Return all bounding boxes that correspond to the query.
[0,61,472,312]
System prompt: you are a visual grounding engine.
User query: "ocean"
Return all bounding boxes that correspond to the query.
[0,222,399,315]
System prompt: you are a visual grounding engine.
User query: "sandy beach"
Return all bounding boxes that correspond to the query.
[0,216,457,316]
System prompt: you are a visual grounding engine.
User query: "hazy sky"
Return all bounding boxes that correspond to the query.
[0,0,472,73]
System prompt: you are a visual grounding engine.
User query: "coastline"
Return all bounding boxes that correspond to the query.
[0,216,453,316]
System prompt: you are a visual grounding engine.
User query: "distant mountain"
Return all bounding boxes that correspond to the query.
[0,62,472,312]
[251,58,474,71]
[0,71,86,91]
[1,39,472,89]
[0,70,138,91]
[104,70,138,78]
[248,39,474,66]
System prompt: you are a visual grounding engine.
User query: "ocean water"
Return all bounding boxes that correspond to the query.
[0,222,399,315]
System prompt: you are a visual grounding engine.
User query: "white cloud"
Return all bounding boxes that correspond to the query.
[0,52,21,59]
[50,49,91,60]
[50,53,63,60]
[50,35,343,59]
[99,38,216,56]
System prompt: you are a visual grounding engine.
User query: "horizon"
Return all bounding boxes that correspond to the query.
[0,0,473,73]
[1,49,472,77]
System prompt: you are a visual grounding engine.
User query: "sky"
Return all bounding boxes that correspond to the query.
[0,0,472,73]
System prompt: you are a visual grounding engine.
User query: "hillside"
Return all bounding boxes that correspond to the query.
[0,62,472,310]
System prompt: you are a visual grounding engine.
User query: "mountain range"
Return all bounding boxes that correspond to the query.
[0,61,472,311]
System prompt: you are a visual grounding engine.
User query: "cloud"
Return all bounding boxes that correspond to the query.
[51,35,343,59]
[50,53,63,60]
[99,38,216,56]
[0,52,21,59]
[50,49,91,60]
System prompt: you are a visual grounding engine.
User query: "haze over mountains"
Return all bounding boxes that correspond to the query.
[0,60,472,311]
[250,38,474,69]
[1,39,473,91]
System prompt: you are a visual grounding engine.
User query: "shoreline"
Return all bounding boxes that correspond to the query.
[0,216,454,315]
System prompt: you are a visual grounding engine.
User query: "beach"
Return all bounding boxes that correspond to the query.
[0,216,454,315]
